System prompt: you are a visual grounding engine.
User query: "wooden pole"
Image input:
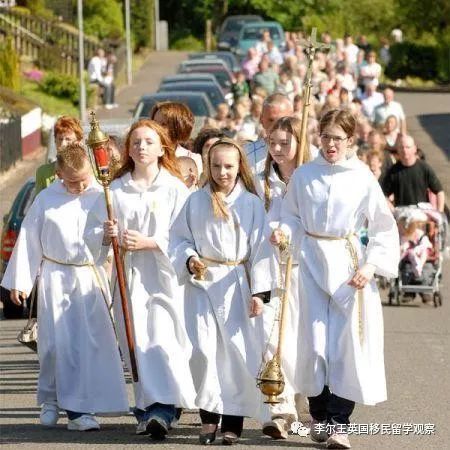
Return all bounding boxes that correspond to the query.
[103,184,139,382]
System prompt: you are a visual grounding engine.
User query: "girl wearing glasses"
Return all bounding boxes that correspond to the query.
[86,119,196,440]
[169,138,275,445]
[255,116,312,440]
[271,109,399,449]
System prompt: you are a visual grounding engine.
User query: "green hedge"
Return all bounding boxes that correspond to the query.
[386,42,450,83]
[39,72,94,106]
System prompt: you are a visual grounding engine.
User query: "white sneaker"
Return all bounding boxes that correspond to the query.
[310,419,328,443]
[40,403,59,426]
[262,418,288,439]
[67,414,100,431]
[136,419,149,435]
[104,104,114,110]
[326,432,351,449]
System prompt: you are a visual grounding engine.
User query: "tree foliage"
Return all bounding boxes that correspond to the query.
[131,0,154,50]
[80,0,124,41]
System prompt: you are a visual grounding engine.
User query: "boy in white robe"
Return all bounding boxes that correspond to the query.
[272,109,399,449]
[85,119,196,440]
[1,144,128,431]
[169,138,276,445]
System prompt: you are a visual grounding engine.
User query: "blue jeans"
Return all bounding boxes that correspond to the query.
[134,402,176,426]
[66,410,85,420]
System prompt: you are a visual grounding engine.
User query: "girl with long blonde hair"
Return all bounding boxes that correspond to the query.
[169,138,275,446]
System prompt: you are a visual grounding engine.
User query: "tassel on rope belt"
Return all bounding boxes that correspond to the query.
[42,254,117,337]
[305,231,364,345]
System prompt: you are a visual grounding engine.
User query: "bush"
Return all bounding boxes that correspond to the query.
[386,42,450,83]
[39,72,94,106]
[171,35,204,51]
[0,38,20,91]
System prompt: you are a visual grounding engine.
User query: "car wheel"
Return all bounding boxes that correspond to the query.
[1,286,24,319]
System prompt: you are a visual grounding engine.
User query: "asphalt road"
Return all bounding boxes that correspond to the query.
[0,52,449,449]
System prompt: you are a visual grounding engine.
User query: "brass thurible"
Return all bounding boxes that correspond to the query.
[257,356,285,404]
[257,230,291,404]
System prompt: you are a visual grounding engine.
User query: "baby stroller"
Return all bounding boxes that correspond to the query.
[388,204,446,307]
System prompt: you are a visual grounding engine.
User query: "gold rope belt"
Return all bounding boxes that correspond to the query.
[200,255,248,266]
[42,254,117,337]
[305,231,364,345]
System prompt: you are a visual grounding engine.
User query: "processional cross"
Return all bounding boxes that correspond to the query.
[296,28,331,165]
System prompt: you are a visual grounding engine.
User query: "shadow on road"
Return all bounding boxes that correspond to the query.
[0,423,322,447]
[418,114,450,159]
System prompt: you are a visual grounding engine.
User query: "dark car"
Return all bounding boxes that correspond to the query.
[0,177,36,318]
[178,64,234,93]
[188,51,240,73]
[178,59,229,73]
[158,81,227,108]
[133,92,216,136]
[217,14,263,51]
[161,73,218,85]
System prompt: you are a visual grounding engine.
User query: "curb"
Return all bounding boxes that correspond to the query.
[381,83,450,94]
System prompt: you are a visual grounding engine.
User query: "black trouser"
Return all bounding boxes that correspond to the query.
[199,409,244,436]
[308,385,355,425]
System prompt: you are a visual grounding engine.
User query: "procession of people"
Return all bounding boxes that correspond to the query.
[1,29,446,450]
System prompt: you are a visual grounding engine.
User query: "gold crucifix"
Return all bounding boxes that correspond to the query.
[296,28,330,165]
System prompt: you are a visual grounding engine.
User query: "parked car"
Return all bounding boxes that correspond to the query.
[178,64,234,93]
[234,21,285,58]
[133,92,216,136]
[188,51,240,73]
[217,14,263,51]
[158,81,227,108]
[0,178,36,318]
[178,58,229,73]
[161,73,218,85]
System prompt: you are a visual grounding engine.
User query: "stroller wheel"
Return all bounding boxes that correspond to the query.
[434,292,442,307]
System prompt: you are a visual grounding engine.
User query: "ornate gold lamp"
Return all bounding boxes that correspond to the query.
[86,111,139,382]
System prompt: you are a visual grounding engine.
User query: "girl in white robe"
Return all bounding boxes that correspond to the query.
[169,138,276,445]
[254,116,311,440]
[272,109,399,449]
[1,145,128,431]
[85,119,196,440]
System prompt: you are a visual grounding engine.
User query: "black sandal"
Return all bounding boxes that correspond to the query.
[199,424,218,445]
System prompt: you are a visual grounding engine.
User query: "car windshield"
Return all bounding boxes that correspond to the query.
[242,26,281,41]
[223,19,249,32]
[138,97,209,117]
[160,84,223,107]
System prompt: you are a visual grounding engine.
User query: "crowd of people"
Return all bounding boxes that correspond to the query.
[0,29,446,450]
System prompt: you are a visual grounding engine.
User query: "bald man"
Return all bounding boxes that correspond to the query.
[244,93,293,175]
[382,134,445,212]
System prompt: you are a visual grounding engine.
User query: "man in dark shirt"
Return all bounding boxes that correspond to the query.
[382,134,445,212]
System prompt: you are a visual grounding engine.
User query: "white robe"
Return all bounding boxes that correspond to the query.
[85,169,196,410]
[255,165,302,417]
[1,180,128,413]
[169,182,276,418]
[279,154,399,405]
